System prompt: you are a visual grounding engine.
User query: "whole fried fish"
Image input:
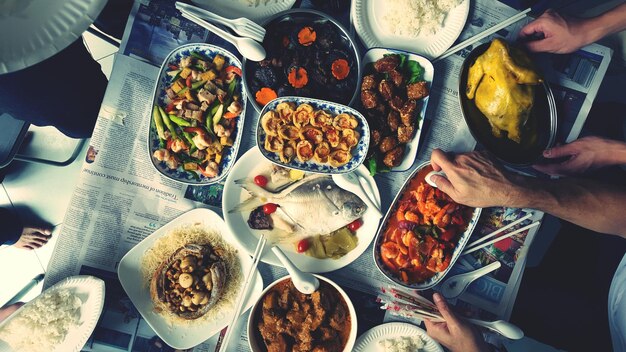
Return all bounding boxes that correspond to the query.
[231,174,367,236]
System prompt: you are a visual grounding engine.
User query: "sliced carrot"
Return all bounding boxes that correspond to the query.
[297,26,316,46]
[255,87,278,106]
[288,67,308,88]
[223,111,239,119]
[331,59,350,80]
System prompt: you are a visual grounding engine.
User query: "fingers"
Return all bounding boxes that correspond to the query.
[430,149,454,172]
[433,293,460,326]
[542,144,577,159]
[525,38,556,53]
[518,20,544,39]
[430,175,455,195]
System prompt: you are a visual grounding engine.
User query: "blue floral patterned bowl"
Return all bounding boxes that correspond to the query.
[373,162,482,290]
[147,43,247,185]
[256,96,370,174]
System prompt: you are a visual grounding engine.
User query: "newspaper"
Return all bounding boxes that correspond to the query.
[42,0,612,351]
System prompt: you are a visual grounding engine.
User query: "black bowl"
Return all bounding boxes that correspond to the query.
[243,9,361,112]
[458,42,557,166]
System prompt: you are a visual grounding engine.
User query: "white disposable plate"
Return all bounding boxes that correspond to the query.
[0,0,107,74]
[222,147,381,273]
[0,275,105,352]
[353,322,443,352]
[361,48,434,172]
[117,208,263,350]
[190,0,296,24]
[351,0,470,59]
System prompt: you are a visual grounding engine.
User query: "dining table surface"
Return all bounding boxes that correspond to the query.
[0,0,614,351]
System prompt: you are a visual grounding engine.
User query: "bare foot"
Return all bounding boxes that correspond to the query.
[13,227,52,250]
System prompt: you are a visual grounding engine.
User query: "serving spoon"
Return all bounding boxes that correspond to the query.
[425,170,446,188]
[271,246,319,294]
[466,318,524,340]
[180,11,266,61]
[440,261,501,299]
[332,173,383,218]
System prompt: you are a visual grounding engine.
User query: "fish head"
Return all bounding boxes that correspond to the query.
[341,199,367,221]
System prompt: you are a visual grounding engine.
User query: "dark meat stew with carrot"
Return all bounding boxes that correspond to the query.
[246,14,358,108]
[254,279,351,352]
[379,166,474,284]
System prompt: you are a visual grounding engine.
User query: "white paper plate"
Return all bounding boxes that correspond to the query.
[351,0,470,59]
[190,0,296,24]
[117,208,263,350]
[222,147,381,273]
[354,322,443,352]
[0,0,108,74]
[0,275,105,352]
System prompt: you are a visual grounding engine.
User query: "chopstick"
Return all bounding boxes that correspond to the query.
[462,221,540,255]
[434,7,532,63]
[465,212,533,250]
[219,234,267,352]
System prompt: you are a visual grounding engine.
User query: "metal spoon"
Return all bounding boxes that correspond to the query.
[466,318,524,340]
[440,261,501,299]
[271,246,319,294]
[180,12,266,61]
[332,173,383,218]
[425,170,446,188]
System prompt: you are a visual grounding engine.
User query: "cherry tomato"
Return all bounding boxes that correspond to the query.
[347,219,363,232]
[263,203,278,214]
[297,239,310,253]
[254,175,268,187]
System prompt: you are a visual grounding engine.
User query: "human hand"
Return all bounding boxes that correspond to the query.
[429,149,524,208]
[518,9,590,53]
[424,293,490,352]
[14,226,52,250]
[533,136,626,176]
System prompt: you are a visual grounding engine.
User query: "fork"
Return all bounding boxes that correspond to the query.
[175,2,266,42]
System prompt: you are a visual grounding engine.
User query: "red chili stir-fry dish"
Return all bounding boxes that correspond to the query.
[379,167,474,284]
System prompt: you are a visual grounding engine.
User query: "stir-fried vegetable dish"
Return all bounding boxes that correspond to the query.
[152,52,243,179]
[379,167,473,284]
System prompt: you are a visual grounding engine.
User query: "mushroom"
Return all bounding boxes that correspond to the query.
[179,273,194,289]
[180,255,197,272]
[182,295,193,307]
[191,291,207,305]
[202,273,212,290]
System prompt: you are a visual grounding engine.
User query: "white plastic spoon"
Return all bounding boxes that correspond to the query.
[465,318,524,340]
[180,12,266,61]
[440,261,502,299]
[425,170,446,188]
[271,246,319,294]
[332,173,383,218]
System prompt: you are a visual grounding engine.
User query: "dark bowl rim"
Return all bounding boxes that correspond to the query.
[242,8,362,113]
[457,41,558,167]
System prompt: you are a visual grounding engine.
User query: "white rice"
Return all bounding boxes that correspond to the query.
[382,0,463,37]
[378,335,426,352]
[0,288,82,352]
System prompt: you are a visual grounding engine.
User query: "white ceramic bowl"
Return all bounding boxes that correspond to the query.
[247,275,357,352]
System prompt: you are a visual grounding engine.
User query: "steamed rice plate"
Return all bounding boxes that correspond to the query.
[382,0,463,37]
[0,289,82,352]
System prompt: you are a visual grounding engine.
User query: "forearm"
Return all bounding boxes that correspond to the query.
[512,178,626,238]
[583,3,626,45]
[602,138,626,166]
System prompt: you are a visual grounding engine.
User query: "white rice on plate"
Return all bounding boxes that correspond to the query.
[382,0,463,37]
[0,288,82,352]
[378,335,426,352]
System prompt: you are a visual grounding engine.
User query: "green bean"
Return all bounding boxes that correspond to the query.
[159,106,178,140]
[153,105,166,140]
